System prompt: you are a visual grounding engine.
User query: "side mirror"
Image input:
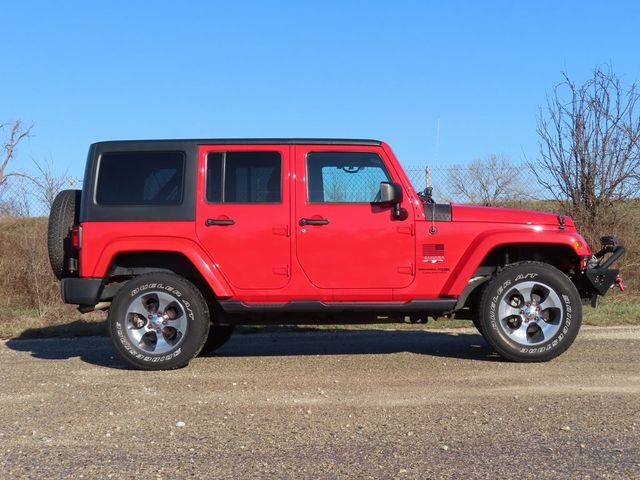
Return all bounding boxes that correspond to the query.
[373,182,408,221]
[375,182,403,206]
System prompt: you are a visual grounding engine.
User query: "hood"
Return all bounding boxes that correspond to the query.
[451,204,574,227]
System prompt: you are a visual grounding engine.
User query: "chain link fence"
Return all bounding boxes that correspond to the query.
[404,164,546,205]
[0,176,83,217]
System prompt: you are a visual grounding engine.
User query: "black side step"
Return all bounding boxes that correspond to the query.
[219,299,456,315]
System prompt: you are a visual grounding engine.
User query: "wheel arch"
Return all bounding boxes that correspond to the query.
[451,241,582,308]
[99,248,233,303]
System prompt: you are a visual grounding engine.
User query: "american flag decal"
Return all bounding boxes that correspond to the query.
[423,243,444,255]
[422,243,445,263]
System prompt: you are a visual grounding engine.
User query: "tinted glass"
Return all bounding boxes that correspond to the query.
[96,151,185,205]
[206,151,281,203]
[206,153,224,202]
[307,152,391,203]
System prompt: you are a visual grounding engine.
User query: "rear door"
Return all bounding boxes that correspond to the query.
[196,145,291,290]
[294,145,415,289]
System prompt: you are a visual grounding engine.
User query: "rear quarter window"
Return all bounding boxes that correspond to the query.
[96,151,185,206]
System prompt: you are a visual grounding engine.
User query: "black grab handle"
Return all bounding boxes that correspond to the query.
[206,218,235,226]
[299,218,329,226]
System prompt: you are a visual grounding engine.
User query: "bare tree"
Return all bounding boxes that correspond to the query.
[31,158,68,210]
[532,67,640,234]
[448,154,530,205]
[0,120,33,187]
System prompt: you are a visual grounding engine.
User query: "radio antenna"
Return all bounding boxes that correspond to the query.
[435,117,440,168]
[423,118,440,204]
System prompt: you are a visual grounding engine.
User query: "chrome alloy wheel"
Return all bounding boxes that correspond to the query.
[496,281,563,346]
[124,291,188,354]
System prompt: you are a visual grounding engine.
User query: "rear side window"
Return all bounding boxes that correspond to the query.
[206,151,281,203]
[307,151,391,203]
[96,151,185,206]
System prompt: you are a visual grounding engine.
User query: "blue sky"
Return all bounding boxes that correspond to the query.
[2,0,640,178]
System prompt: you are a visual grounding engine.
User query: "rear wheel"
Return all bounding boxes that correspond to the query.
[477,262,581,362]
[108,273,210,370]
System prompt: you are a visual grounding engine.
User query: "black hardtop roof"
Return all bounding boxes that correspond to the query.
[91,138,382,148]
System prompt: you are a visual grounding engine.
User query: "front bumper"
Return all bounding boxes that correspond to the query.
[578,237,625,301]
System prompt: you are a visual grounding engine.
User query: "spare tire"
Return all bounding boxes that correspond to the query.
[48,189,81,279]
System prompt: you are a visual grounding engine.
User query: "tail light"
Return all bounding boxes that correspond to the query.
[71,225,82,249]
[68,225,81,274]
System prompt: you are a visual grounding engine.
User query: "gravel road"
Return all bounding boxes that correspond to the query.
[1,326,639,479]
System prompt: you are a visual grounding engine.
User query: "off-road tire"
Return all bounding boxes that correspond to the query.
[477,261,582,362]
[47,189,81,279]
[200,325,235,355]
[108,273,210,370]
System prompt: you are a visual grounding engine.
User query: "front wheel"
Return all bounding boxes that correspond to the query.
[108,273,210,370]
[477,262,582,362]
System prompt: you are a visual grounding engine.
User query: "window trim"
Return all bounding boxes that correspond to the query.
[204,150,283,204]
[305,150,392,204]
[94,150,186,207]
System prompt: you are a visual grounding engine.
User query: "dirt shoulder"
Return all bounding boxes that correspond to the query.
[1,327,639,479]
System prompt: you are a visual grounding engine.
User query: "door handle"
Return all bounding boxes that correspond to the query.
[299,217,329,226]
[205,218,235,226]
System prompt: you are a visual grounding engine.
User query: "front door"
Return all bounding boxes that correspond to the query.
[294,145,415,289]
[196,145,291,290]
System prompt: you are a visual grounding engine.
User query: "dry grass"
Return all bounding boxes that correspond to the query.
[0,217,84,338]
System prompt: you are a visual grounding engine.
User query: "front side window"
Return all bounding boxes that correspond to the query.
[206,151,281,203]
[307,151,391,203]
[96,151,185,206]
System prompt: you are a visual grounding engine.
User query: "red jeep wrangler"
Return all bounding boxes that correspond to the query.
[47,139,624,370]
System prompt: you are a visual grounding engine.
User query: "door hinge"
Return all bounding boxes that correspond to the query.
[397,224,414,236]
[397,262,414,275]
[272,225,290,237]
[273,264,290,276]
